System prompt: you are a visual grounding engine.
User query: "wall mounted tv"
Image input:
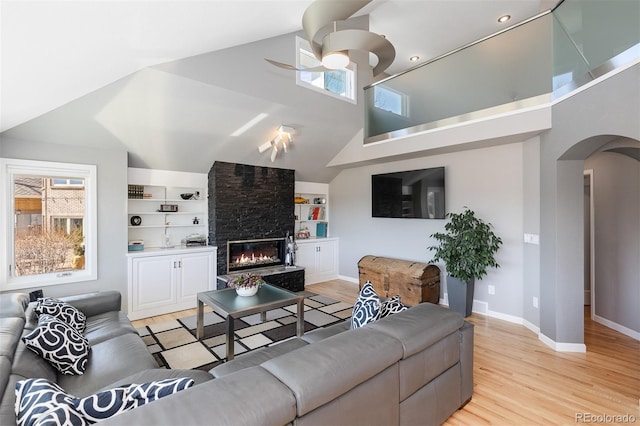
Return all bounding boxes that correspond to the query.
[372,167,445,219]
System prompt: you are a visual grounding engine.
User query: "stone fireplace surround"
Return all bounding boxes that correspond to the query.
[208,161,295,276]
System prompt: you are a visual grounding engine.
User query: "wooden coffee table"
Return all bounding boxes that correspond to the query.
[196,284,304,361]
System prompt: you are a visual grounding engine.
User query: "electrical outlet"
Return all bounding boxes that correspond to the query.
[533,296,539,308]
[524,233,540,245]
[29,289,43,302]
[488,285,495,295]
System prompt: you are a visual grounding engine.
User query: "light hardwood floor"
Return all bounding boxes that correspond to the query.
[133,279,640,425]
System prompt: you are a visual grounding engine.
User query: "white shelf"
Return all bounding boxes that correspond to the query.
[127,167,208,250]
[294,181,330,239]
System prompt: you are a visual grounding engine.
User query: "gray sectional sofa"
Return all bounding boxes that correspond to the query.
[0,291,212,426]
[0,290,473,425]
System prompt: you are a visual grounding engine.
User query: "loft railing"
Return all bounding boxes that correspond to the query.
[364,0,640,144]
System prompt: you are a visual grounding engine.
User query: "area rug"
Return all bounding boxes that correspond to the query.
[135,292,352,372]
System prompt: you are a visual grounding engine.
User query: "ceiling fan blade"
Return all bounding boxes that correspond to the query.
[303,0,372,60]
[264,58,328,73]
[323,29,396,76]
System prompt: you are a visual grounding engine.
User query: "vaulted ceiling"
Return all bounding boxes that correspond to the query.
[1,0,555,182]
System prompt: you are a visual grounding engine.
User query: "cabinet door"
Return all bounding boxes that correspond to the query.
[296,242,317,281]
[316,240,338,279]
[177,251,214,303]
[131,256,175,311]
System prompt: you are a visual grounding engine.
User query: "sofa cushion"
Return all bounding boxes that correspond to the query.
[100,369,213,391]
[210,338,309,378]
[83,311,137,345]
[300,320,350,344]
[350,281,380,329]
[376,295,409,320]
[15,377,194,426]
[57,333,157,397]
[0,318,25,360]
[367,303,464,358]
[97,367,297,426]
[22,315,90,376]
[35,298,86,334]
[262,327,404,417]
[0,294,28,320]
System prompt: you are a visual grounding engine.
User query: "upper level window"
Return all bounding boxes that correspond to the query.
[1,159,97,290]
[296,37,356,103]
[374,85,408,116]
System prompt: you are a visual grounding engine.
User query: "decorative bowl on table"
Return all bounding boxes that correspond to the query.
[228,273,265,297]
[180,193,194,200]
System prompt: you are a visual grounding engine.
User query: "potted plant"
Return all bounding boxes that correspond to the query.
[228,272,265,297]
[71,244,85,270]
[428,207,502,317]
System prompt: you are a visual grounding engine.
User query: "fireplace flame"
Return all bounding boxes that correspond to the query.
[235,252,274,265]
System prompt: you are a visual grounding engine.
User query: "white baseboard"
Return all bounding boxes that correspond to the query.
[522,319,540,335]
[593,314,640,341]
[338,281,600,351]
[337,275,359,284]
[539,333,587,352]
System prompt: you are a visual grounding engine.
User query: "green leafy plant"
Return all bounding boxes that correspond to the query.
[428,208,503,282]
[228,273,265,289]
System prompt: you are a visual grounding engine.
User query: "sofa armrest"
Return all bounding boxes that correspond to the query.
[59,291,122,317]
[459,321,474,405]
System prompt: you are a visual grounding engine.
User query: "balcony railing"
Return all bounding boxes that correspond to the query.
[364,0,640,144]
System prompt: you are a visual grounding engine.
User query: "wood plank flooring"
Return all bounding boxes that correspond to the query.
[133,279,640,425]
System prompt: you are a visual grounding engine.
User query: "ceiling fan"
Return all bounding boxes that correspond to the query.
[265,0,395,76]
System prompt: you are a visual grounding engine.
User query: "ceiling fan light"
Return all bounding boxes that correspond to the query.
[322,52,349,69]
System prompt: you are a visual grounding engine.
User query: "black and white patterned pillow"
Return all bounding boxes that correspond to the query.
[351,281,381,329]
[35,297,86,333]
[15,377,195,426]
[14,379,86,426]
[22,314,90,375]
[376,295,409,320]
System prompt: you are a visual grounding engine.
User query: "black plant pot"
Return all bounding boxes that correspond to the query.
[447,276,474,317]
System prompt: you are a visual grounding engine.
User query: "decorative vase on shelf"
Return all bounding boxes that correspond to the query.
[235,286,259,297]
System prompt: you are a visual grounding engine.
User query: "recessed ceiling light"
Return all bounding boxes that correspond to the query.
[498,14,511,23]
[409,56,420,62]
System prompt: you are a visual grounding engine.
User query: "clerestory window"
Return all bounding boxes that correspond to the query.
[296,37,356,103]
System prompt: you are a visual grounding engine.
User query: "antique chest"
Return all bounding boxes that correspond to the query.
[357,255,441,305]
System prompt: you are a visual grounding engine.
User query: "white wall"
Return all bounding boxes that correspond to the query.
[330,141,527,318]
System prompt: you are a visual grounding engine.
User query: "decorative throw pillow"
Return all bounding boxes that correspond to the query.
[22,314,90,375]
[35,297,87,333]
[351,281,381,329]
[376,295,409,320]
[15,377,195,426]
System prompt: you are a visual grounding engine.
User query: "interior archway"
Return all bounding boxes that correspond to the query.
[560,135,640,341]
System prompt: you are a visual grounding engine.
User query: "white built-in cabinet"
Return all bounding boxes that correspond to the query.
[127,247,216,320]
[296,238,339,285]
[294,181,338,284]
[126,168,216,320]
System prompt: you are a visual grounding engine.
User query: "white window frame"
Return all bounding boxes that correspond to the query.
[374,85,409,117]
[0,159,97,290]
[295,36,357,104]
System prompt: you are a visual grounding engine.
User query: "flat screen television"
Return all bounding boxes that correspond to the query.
[372,167,445,219]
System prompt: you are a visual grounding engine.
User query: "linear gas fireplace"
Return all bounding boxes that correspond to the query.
[227,238,286,273]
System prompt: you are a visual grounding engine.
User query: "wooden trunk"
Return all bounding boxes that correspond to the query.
[357,255,440,305]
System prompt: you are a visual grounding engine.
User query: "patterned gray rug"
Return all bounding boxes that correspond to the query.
[135,292,352,372]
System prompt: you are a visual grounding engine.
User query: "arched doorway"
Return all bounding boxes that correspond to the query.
[581,138,640,339]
